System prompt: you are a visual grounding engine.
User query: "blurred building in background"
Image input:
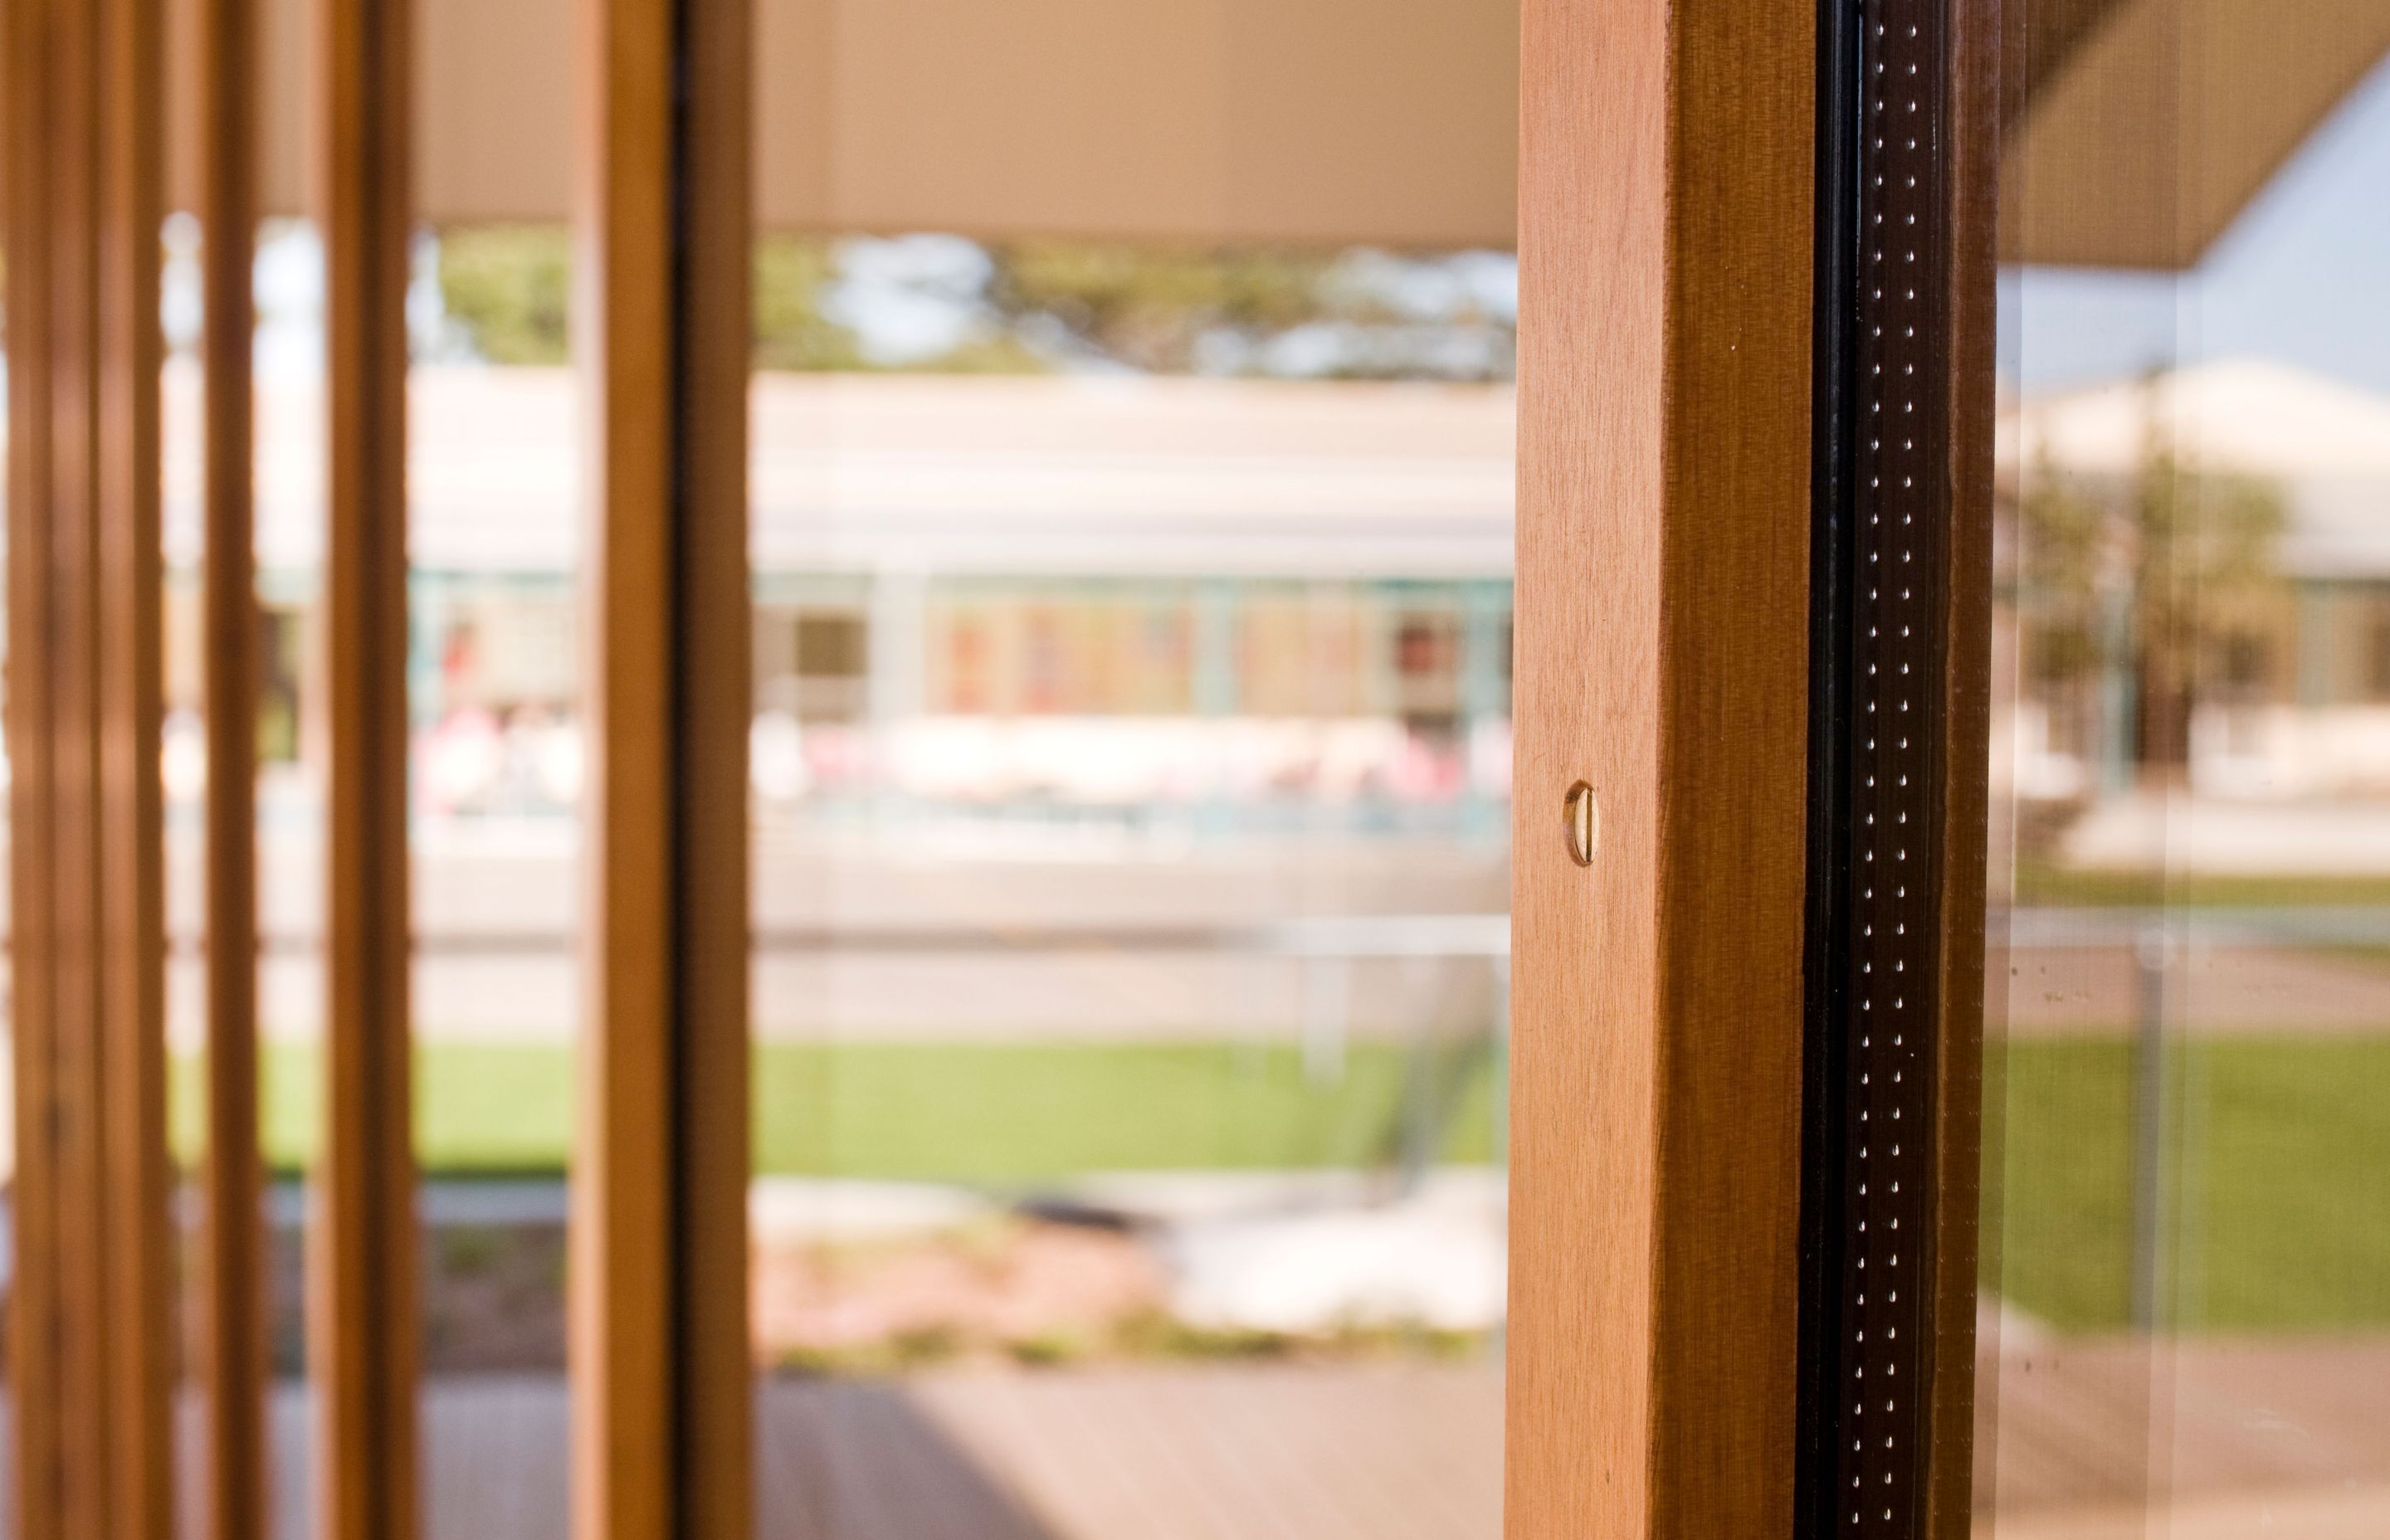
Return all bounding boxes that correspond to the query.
[159,365,1514,835]
[1997,358,2390,875]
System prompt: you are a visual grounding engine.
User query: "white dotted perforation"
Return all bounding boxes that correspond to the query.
[1834,0,1943,1533]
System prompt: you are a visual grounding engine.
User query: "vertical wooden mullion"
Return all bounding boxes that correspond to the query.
[97,0,173,1531]
[676,0,757,1527]
[571,0,753,1533]
[51,2,113,1527]
[1506,0,1814,1536]
[53,0,112,1513]
[47,4,116,1530]
[6,0,172,1536]
[4,3,67,1530]
[198,0,268,1529]
[311,0,417,1537]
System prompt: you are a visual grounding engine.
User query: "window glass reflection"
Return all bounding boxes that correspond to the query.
[1984,29,2390,1536]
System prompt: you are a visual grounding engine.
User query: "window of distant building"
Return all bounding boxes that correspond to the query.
[2367,607,2390,703]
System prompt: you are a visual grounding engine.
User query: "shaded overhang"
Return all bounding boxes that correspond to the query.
[145,0,1524,249]
[0,0,2369,263]
[2004,0,2390,270]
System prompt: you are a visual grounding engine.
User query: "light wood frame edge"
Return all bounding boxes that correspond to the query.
[1506,0,1816,1535]
[311,0,421,1533]
[569,0,753,1533]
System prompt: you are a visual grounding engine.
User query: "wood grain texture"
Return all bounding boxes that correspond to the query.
[98,0,176,1532]
[310,2,418,1538]
[197,0,269,1534]
[1506,0,1813,1534]
[675,0,758,1531]
[569,0,753,1535]
[5,0,173,1536]
[5,5,68,1528]
[1924,0,2001,1532]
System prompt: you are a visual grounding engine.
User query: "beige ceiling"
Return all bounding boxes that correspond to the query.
[156,0,1520,248]
[35,0,2385,263]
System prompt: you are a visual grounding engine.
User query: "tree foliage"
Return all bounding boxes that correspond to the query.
[989,243,1333,373]
[432,224,1515,381]
[2018,407,2289,767]
[437,225,571,365]
[752,236,867,372]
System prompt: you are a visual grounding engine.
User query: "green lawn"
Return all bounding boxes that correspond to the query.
[184,1038,1500,1183]
[178,1031,2390,1334]
[1997,1036,2390,1333]
[2002,862,2390,1328]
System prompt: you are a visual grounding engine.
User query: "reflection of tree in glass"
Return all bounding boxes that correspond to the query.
[992,243,1332,373]
[2020,384,2287,779]
[436,227,887,370]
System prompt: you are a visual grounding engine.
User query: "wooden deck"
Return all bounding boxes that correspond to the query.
[12,1339,2387,1536]
[1986,1334,2390,1538]
[212,1364,1505,1540]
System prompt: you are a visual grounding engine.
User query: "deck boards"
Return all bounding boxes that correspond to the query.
[9,1343,2376,1537]
[185,1365,1500,1540]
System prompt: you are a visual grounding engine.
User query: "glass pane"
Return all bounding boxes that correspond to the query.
[410,219,582,1539]
[744,17,1516,1537]
[219,110,588,1540]
[1981,18,2390,1535]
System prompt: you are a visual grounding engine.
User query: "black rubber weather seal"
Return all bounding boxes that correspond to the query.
[1799,0,1956,1535]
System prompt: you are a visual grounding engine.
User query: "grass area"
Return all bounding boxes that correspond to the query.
[1998,1036,2390,1333]
[2015,858,2390,909]
[180,1038,1499,1183]
[176,1032,2390,1334]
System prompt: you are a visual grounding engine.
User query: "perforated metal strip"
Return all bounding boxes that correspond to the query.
[1801,0,1953,1535]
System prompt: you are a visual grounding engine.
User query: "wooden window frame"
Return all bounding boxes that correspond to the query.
[1506,0,1994,1537]
[569,0,754,1536]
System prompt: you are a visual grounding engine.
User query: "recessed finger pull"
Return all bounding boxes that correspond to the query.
[1564,781,1599,866]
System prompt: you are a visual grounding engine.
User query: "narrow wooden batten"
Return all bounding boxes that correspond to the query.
[3,0,174,1535]
[310,0,419,1537]
[198,0,270,1533]
[569,0,754,1535]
